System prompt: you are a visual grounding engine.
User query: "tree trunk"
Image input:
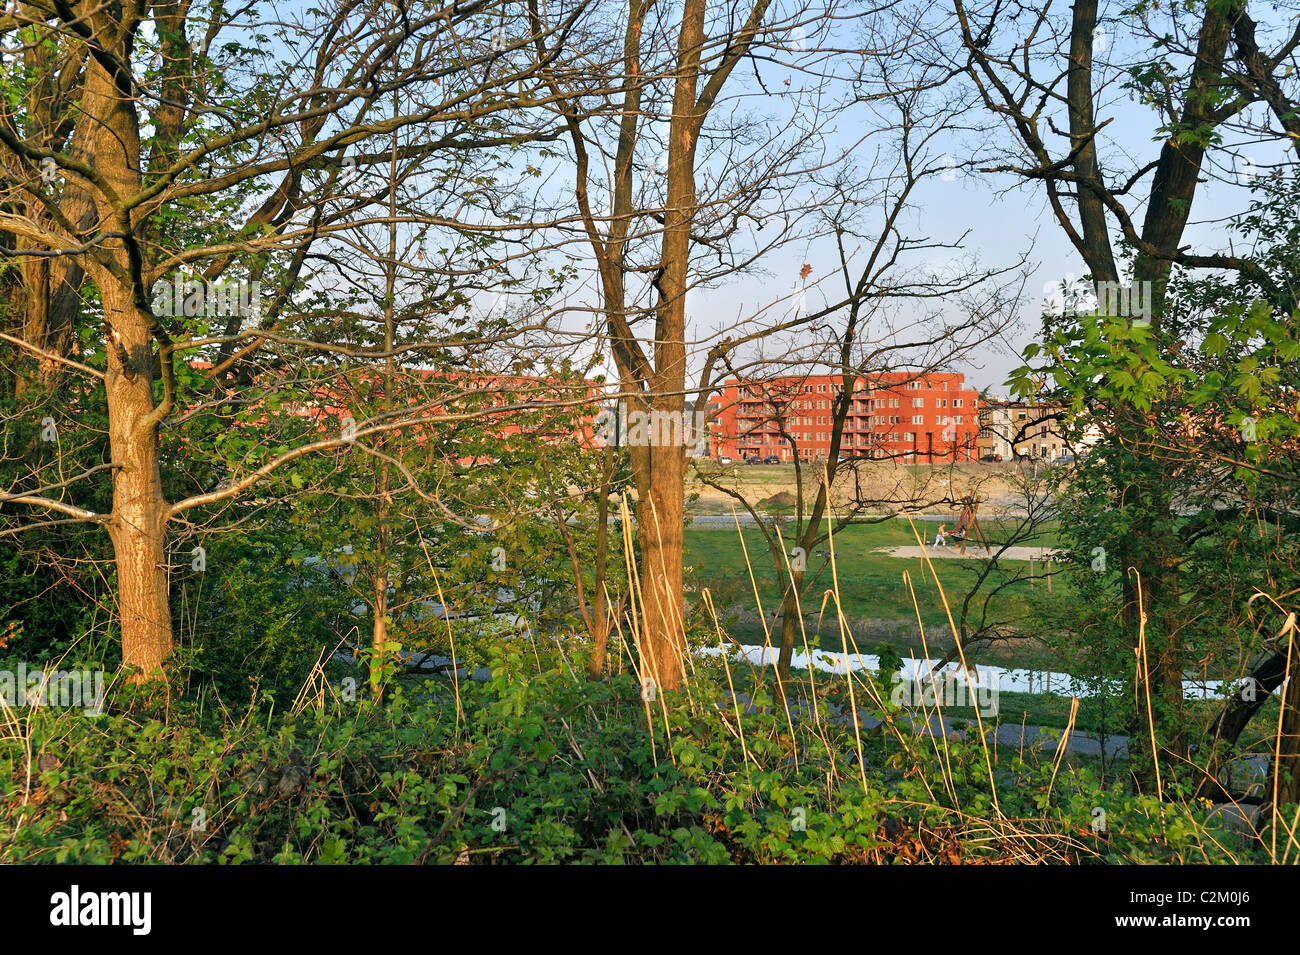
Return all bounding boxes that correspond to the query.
[102,285,172,680]
[1126,537,1188,791]
[775,576,803,704]
[587,446,613,678]
[6,32,96,399]
[636,443,686,690]
[588,585,610,678]
[372,508,390,697]
[371,94,400,700]
[627,0,705,693]
[1273,631,1300,809]
[82,30,173,680]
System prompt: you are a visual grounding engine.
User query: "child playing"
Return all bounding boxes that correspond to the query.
[933,523,947,548]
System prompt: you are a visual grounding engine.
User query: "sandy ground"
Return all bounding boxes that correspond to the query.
[686,460,1052,516]
[884,544,1062,561]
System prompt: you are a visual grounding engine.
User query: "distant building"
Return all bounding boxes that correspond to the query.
[709,371,981,462]
[977,397,1099,460]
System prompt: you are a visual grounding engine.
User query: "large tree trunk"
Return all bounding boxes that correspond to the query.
[1121,451,1187,789]
[636,443,686,690]
[83,22,173,679]
[629,0,706,693]
[1122,0,1230,763]
[102,285,172,680]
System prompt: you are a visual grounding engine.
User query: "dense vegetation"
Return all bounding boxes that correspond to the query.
[2,0,1299,865]
[4,646,1272,864]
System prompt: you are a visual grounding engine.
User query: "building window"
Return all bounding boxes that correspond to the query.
[912,415,925,425]
[912,397,924,408]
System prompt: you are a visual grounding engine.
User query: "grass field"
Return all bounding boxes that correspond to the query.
[685,516,1067,660]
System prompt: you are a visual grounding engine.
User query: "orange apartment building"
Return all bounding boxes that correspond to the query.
[709,371,981,462]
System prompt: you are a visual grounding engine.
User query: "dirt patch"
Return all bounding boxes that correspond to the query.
[883,544,1062,561]
[687,461,1038,516]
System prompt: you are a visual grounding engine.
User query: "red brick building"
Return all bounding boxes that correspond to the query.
[708,371,981,462]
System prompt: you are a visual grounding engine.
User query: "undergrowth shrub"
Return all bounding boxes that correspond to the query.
[0,647,1276,864]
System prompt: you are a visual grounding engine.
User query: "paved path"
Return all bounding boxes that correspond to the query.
[855,710,1128,758]
[726,692,1126,758]
[884,544,1061,561]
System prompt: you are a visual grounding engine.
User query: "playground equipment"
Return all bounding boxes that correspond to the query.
[948,495,992,556]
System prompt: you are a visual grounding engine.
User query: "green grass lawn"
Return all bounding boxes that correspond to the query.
[685,516,1066,657]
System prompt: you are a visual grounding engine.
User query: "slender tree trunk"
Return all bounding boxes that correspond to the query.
[7,34,95,399]
[1273,631,1300,808]
[372,504,390,694]
[587,445,613,677]
[775,575,804,703]
[370,76,402,698]
[588,586,610,678]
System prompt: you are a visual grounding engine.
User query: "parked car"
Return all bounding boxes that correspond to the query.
[763,455,780,464]
[1056,453,1076,465]
[745,456,762,465]
[980,453,1003,462]
[718,455,733,465]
